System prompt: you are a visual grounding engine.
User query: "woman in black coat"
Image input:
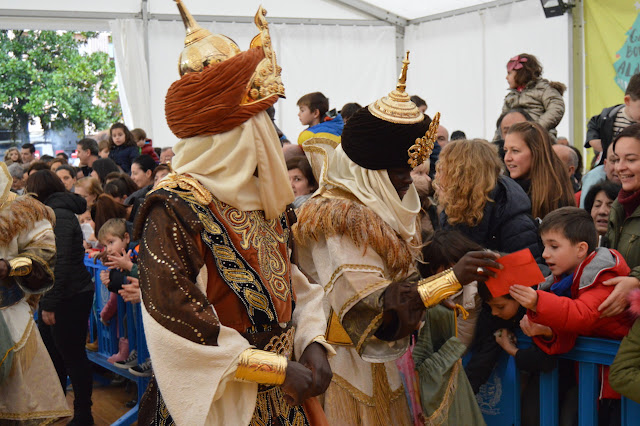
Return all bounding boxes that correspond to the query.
[27,170,94,426]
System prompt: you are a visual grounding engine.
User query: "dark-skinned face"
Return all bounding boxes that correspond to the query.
[387,167,413,199]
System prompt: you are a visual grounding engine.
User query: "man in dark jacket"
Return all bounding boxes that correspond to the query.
[586,72,640,165]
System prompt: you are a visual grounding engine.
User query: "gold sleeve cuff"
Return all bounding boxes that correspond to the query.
[8,257,32,277]
[417,268,461,309]
[235,349,288,386]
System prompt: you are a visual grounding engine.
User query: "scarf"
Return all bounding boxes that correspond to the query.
[618,188,640,218]
[303,138,420,242]
[171,111,294,219]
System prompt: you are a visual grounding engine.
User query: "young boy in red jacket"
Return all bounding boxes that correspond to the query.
[510,207,634,404]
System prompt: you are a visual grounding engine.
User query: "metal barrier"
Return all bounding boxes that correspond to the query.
[84,255,150,426]
[476,333,640,426]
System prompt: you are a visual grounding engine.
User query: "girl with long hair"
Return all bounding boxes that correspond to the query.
[504,121,576,219]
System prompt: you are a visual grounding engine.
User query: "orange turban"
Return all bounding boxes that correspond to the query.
[165,47,278,139]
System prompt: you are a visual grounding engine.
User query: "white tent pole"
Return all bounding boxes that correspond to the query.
[395,26,405,76]
[142,0,150,83]
[327,0,408,26]
[409,0,526,24]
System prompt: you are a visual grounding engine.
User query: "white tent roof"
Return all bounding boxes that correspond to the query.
[0,0,577,148]
[0,1,524,29]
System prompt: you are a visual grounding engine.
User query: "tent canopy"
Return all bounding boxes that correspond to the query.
[0,0,577,149]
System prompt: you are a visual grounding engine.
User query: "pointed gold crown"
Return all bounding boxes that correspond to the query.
[175,0,241,75]
[174,1,284,104]
[368,51,424,124]
[408,112,440,169]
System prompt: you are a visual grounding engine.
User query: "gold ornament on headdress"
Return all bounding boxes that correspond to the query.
[175,0,241,75]
[241,7,286,105]
[174,1,285,104]
[368,51,424,125]
[408,112,440,169]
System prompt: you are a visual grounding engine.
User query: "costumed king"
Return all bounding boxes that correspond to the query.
[0,162,72,424]
[294,52,501,425]
[135,1,334,425]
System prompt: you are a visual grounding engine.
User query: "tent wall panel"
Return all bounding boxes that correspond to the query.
[406,0,570,142]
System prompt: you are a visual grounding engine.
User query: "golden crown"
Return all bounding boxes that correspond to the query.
[368,51,423,125]
[408,112,440,169]
[174,0,284,104]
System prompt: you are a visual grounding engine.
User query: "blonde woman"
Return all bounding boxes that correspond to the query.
[435,138,541,258]
[436,138,545,395]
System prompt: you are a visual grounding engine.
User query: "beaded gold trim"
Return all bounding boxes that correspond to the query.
[417,268,461,309]
[235,348,287,386]
[264,326,295,359]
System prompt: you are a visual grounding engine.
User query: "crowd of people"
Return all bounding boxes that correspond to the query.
[3,2,640,425]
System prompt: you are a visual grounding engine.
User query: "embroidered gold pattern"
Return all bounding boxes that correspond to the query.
[264,326,295,359]
[250,386,310,426]
[213,197,290,302]
[151,172,213,205]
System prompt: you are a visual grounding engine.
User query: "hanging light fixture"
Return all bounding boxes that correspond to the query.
[540,0,574,18]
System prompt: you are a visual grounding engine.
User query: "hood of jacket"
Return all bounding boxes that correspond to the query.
[308,114,344,137]
[44,191,87,215]
[541,247,630,292]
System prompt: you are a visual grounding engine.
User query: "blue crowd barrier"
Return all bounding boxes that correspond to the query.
[84,254,150,426]
[474,332,640,426]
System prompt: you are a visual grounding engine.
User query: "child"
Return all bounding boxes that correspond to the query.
[107,123,139,174]
[78,209,99,250]
[131,128,159,163]
[404,229,487,425]
[474,281,563,426]
[420,230,484,348]
[586,72,640,165]
[296,91,343,145]
[501,53,566,137]
[97,218,138,364]
[98,139,110,159]
[509,207,634,403]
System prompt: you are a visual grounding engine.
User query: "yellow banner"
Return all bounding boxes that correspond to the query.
[585,0,640,119]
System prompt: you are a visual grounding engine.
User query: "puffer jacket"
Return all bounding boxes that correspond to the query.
[440,175,543,264]
[109,144,139,174]
[39,192,93,312]
[501,78,566,131]
[528,248,633,399]
[606,200,640,280]
[609,289,640,403]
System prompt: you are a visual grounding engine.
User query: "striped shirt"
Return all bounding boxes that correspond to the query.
[613,107,636,137]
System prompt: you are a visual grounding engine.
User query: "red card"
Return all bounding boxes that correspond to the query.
[484,248,544,298]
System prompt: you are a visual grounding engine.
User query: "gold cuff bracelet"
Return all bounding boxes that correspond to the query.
[235,349,288,386]
[417,268,462,309]
[8,257,32,277]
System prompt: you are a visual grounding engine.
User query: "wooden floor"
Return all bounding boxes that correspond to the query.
[53,379,137,426]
